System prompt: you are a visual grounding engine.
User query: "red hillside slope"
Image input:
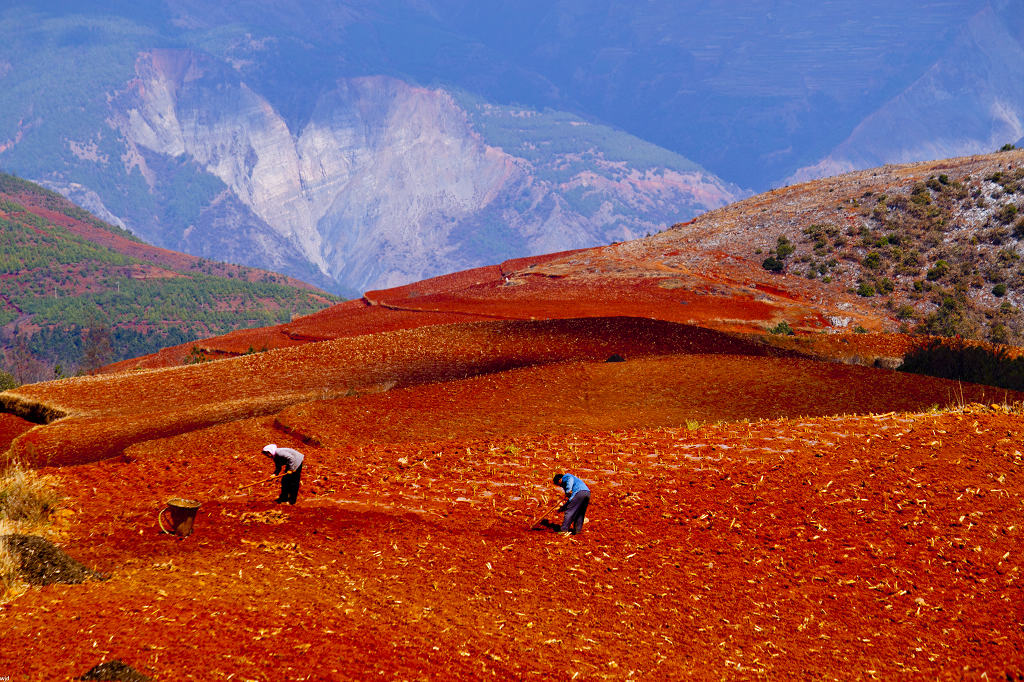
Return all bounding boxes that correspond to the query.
[105,150,1024,374]
[3,154,1024,680]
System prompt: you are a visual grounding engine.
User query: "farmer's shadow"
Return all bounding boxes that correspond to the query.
[531,519,560,532]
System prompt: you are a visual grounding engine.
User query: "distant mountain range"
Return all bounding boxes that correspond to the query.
[0,1,1021,294]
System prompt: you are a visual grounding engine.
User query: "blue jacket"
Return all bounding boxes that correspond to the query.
[559,473,590,500]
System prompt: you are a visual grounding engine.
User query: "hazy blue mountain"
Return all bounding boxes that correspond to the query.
[429,0,992,187]
[790,0,1024,183]
[0,2,740,294]
[0,1,1018,293]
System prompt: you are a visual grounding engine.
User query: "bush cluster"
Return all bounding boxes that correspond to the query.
[763,167,1024,345]
[762,235,795,273]
[900,337,1024,392]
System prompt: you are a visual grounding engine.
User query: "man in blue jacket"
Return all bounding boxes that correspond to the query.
[262,443,304,504]
[553,473,591,535]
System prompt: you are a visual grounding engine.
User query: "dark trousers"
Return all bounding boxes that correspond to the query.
[278,464,302,504]
[561,491,590,534]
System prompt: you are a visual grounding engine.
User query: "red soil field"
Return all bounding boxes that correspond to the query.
[5,153,1024,677]
[104,238,848,373]
[0,412,32,453]
[4,318,786,467]
[272,354,1015,448]
[2,312,1023,679]
[2,403,1022,679]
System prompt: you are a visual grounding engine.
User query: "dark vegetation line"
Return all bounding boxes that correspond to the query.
[899,338,1024,394]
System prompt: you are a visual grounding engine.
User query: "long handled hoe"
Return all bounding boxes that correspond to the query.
[238,472,284,491]
[528,500,564,530]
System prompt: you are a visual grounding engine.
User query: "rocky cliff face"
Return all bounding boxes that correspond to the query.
[107,49,739,294]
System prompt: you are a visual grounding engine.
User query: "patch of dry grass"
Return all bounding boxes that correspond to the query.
[0,459,61,600]
[0,459,60,525]
[0,519,22,601]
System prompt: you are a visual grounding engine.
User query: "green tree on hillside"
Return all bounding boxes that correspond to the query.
[0,368,17,391]
[81,322,114,374]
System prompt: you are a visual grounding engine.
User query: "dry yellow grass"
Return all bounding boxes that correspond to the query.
[0,459,60,525]
[0,520,12,565]
[0,519,22,601]
[0,459,60,600]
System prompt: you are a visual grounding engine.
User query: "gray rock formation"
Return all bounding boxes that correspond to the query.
[107,50,739,294]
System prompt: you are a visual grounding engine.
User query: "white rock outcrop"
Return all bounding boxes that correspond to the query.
[111,49,739,293]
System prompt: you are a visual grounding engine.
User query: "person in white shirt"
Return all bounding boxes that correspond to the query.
[262,443,304,505]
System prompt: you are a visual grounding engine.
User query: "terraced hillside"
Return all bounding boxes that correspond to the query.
[102,151,1024,377]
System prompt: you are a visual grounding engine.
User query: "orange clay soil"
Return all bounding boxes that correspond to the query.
[1,311,1024,679]
[104,249,840,372]
[2,402,1023,680]
[2,318,787,467]
[0,412,32,453]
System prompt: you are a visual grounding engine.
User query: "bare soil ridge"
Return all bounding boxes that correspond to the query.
[106,151,1024,374]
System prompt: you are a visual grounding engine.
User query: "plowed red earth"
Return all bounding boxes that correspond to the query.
[2,311,1024,679]
[105,247,840,372]
[3,405,1023,680]
[9,154,1024,679]
[0,412,32,452]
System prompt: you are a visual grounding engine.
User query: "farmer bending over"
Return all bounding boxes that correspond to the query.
[553,472,590,535]
[262,443,304,505]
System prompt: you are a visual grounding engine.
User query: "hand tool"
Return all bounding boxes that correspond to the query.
[238,472,284,490]
[528,500,563,530]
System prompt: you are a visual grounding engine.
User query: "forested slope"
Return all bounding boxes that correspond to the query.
[0,173,337,381]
